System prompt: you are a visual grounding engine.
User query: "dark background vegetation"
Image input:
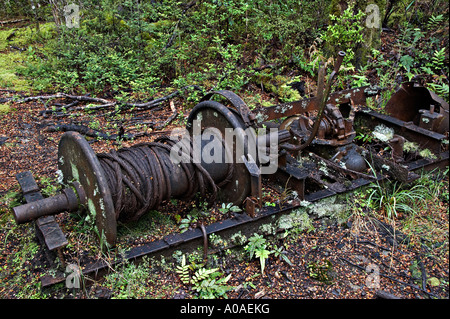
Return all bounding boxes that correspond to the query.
[1,0,448,102]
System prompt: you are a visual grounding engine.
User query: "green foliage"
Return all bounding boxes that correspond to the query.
[177,201,209,232]
[175,254,233,299]
[218,202,242,215]
[321,4,365,65]
[243,233,292,274]
[427,14,445,30]
[230,231,247,246]
[361,13,449,102]
[0,188,23,212]
[254,245,271,274]
[0,0,37,20]
[272,245,294,267]
[244,233,266,260]
[11,0,329,95]
[38,175,58,197]
[367,178,430,219]
[307,258,334,284]
[428,82,449,102]
[104,258,153,298]
[178,214,197,233]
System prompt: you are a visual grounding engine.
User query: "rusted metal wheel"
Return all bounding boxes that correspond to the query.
[187,100,252,205]
[58,131,117,247]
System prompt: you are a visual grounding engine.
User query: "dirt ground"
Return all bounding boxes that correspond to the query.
[0,90,448,300]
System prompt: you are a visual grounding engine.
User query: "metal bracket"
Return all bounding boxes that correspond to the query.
[15,171,68,266]
[242,154,261,217]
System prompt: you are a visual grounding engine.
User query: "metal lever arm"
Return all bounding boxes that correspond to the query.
[281,51,346,151]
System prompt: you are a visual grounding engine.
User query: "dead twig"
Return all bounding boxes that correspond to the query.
[339,257,438,299]
[45,123,141,141]
[375,290,401,299]
[19,85,202,117]
[154,100,178,130]
[0,18,29,25]
[18,93,110,104]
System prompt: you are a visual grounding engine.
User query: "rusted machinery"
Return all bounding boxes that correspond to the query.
[11,52,449,263]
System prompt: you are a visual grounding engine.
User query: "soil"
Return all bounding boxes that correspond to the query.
[0,88,448,300]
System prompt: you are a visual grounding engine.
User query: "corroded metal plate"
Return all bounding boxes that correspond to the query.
[58,131,117,247]
[187,100,252,205]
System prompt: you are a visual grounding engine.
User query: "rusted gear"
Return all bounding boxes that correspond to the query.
[285,104,356,147]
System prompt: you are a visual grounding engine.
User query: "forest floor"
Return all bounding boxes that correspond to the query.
[0,87,447,300]
[0,21,448,300]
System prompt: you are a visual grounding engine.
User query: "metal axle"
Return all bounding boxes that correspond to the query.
[13,182,86,224]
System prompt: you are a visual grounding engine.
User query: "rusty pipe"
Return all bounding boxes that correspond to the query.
[12,182,86,224]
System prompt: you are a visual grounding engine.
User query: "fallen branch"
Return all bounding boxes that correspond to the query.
[121,89,181,111]
[0,18,29,25]
[153,100,178,130]
[18,93,110,104]
[40,100,79,117]
[339,257,438,299]
[17,85,202,116]
[45,123,139,141]
[375,290,401,299]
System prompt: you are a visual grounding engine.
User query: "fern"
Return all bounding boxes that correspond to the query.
[175,254,233,298]
[192,273,232,299]
[175,255,191,285]
[427,14,445,31]
[428,82,449,102]
[431,47,446,70]
[191,267,220,285]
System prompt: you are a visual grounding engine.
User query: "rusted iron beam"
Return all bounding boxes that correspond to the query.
[258,86,382,121]
[355,108,446,155]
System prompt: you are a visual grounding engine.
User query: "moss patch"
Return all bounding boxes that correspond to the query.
[0,103,10,114]
[0,51,32,91]
[0,22,56,92]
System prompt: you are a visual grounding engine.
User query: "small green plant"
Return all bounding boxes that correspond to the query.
[254,246,271,274]
[428,82,449,102]
[307,258,334,284]
[178,214,197,233]
[230,231,247,246]
[37,176,58,198]
[272,245,293,267]
[209,233,229,250]
[244,233,272,274]
[175,255,232,299]
[264,201,276,207]
[427,14,445,31]
[354,132,374,144]
[367,180,429,219]
[218,202,242,215]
